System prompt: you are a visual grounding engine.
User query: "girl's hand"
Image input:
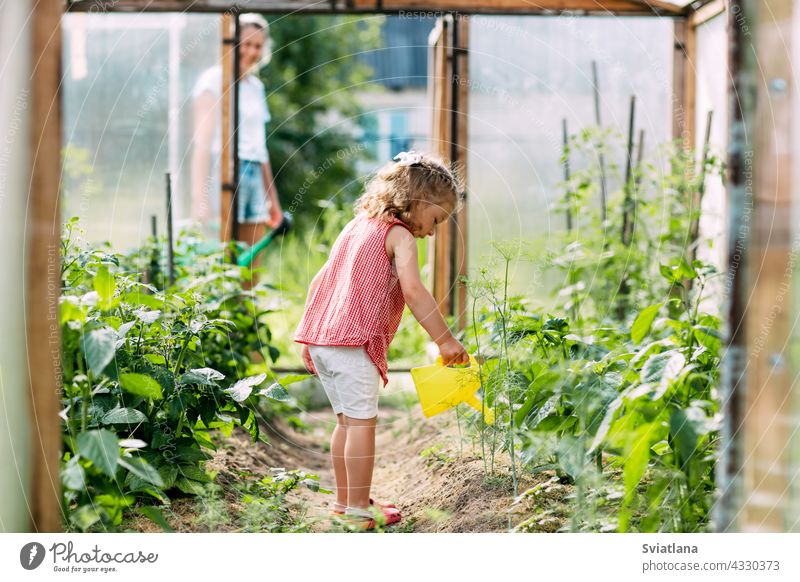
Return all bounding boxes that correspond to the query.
[301,345,317,375]
[438,337,469,367]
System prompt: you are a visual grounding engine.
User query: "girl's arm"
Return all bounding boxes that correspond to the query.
[387,226,468,365]
[300,270,324,374]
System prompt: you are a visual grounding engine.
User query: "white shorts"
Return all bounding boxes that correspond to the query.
[307,345,381,419]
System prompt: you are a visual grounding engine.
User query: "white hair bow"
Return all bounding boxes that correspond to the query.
[393,150,423,167]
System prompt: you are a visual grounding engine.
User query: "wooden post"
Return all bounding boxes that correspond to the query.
[737,0,794,532]
[452,14,469,333]
[28,0,63,532]
[718,0,795,532]
[672,18,696,149]
[428,17,453,318]
[428,14,469,331]
[220,13,234,245]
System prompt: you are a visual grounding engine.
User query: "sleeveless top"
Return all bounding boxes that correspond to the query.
[293,213,413,386]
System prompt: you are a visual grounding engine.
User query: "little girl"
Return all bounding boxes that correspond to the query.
[293,150,469,530]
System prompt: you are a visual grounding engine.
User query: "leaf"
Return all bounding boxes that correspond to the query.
[191,430,216,450]
[177,464,211,483]
[81,328,117,376]
[521,395,558,429]
[588,397,623,454]
[277,374,311,386]
[69,505,102,531]
[659,257,697,284]
[123,290,164,310]
[76,429,120,478]
[117,321,136,339]
[133,308,161,324]
[174,446,212,462]
[175,477,206,495]
[61,456,86,490]
[623,423,656,501]
[258,382,290,402]
[94,265,115,303]
[225,373,266,402]
[119,373,163,400]
[669,409,694,463]
[119,457,165,488]
[631,304,662,344]
[557,435,585,479]
[693,326,721,354]
[102,407,149,425]
[118,438,147,449]
[158,465,179,489]
[535,415,576,433]
[180,367,225,385]
[137,506,174,532]
[651,440,671,456]
[60,297,86,325]
[641,351,686,388]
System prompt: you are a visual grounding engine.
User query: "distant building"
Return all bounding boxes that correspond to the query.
[356,16,435,170]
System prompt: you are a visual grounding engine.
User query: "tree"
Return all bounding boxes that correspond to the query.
[259,15,383,228]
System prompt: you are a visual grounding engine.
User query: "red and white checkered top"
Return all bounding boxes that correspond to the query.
[293,212,413,386]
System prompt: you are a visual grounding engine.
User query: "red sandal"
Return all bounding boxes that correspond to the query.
[345,509,401,530]
[331,501,402,527]
[331,498,397,515]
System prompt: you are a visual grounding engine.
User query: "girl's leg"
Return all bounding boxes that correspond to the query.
[343,415,377,509]
[330,413,348,511]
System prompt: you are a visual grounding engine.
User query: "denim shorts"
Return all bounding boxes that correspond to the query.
[307,345,381,419]
[235,159,270,223]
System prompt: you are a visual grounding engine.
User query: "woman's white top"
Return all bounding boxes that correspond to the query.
[192,65,271,163]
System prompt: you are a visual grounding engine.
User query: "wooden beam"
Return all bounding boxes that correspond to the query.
[352,0,686,12]
[219,14,233,245]
[718,0,795,533]
[452,14,469,332]
[672,18,696,149]
[65,0,688,15]
[429,17,453,317]
[738,0,793,532]
[689,0,726,27]
[29,0,64,532]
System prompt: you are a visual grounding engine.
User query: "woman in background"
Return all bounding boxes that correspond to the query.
[190,13,283,258]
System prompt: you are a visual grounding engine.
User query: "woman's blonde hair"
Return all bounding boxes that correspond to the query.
[239,13,273,70]
[355,152,464,226]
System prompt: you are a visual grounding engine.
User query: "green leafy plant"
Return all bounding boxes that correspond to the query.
[460,133,722,533]
[59,219,308,531]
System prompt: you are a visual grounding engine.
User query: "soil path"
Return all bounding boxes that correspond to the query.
[209,400,570,532]
[128,382,573,533]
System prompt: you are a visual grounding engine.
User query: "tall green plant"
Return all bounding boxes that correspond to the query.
[60,219,308,531]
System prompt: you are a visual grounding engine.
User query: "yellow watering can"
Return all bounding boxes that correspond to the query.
[410,355,494,424]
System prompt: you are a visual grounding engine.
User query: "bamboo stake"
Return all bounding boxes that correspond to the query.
[562,118,573,231]
[592,61,608,222]
[621,95,636,247]
[166,172,175,287]
[616,96,636,322]
[688,110,714,266]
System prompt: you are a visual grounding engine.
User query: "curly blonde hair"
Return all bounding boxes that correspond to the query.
[355,152,464,226]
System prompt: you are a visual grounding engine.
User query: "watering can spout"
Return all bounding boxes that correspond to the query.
[410,355,494,425]
[463,393,495,425]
